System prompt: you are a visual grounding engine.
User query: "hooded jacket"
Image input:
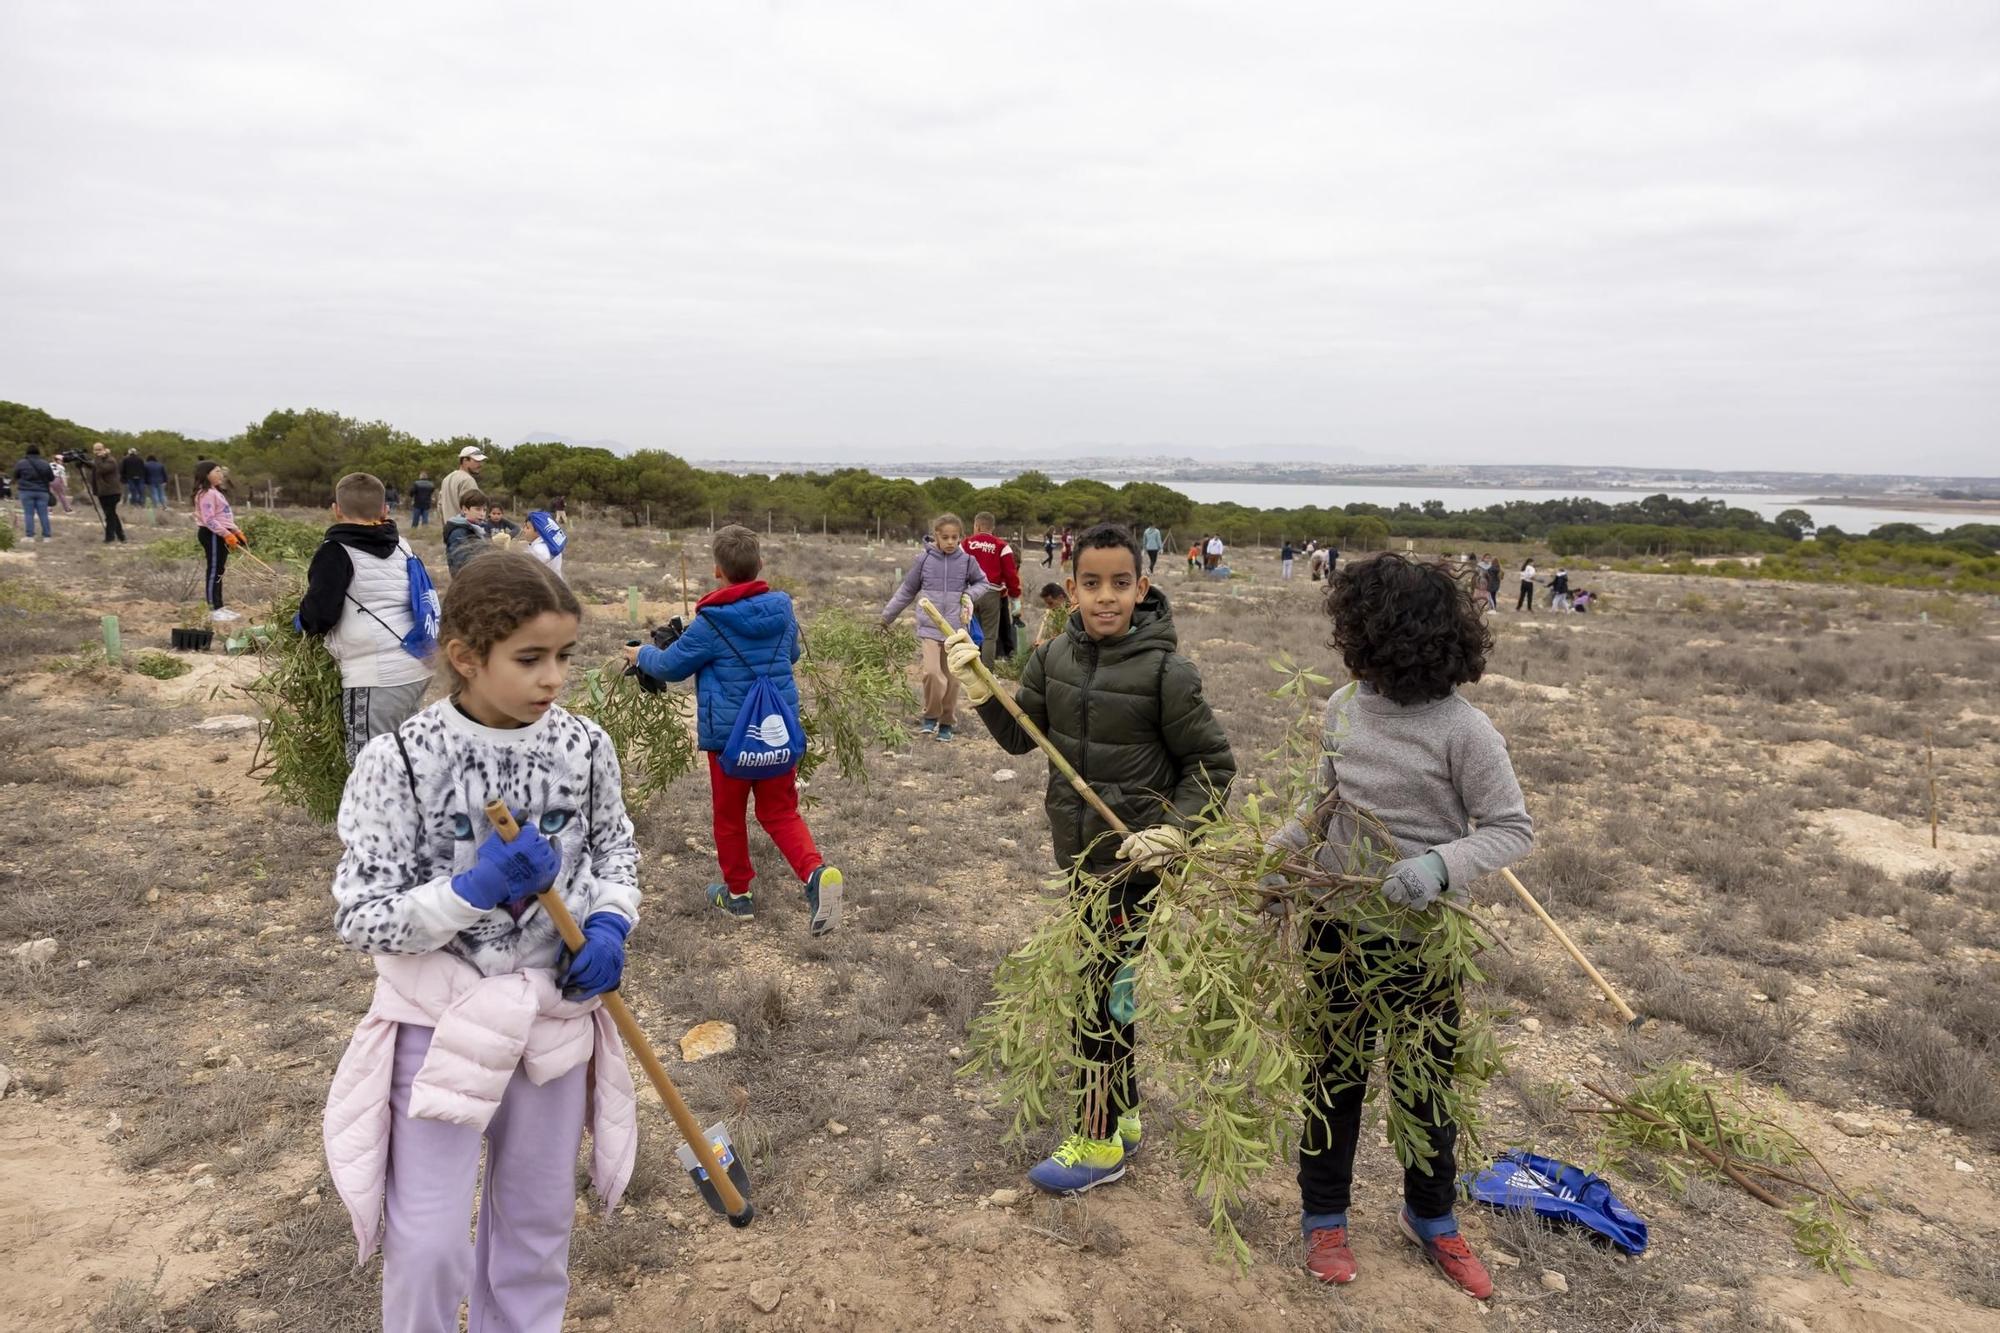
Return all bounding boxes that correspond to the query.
[12,454,53,496]
[298,520,434,689]
[975,587,1236,880]
[441,514,491,574]
[880,546,994,642]
[323,950,636,1264]
[634,582,802,753]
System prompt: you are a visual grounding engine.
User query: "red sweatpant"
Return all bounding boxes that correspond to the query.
[708,752,823,896]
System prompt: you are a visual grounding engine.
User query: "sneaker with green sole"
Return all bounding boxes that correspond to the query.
[1116,1112,1143,1156]
[1027,1133,1126,1195]
[707,883,754,920]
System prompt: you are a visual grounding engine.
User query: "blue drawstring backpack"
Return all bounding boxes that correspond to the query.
[966,613,984,647]
[527,510,566,558]
[1463,1151,1649,1255]
[399,550,441,658]
[710,621,803,780]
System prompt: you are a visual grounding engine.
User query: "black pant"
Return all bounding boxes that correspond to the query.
[1145,549,1159,573]
[100,495,126,542]
[1073,877,1152,1138]
[198,527,229,608]
[1042,547,1054,567]
[1299,922,1460,1220]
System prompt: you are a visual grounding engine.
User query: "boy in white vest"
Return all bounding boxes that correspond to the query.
[299,472,436,761]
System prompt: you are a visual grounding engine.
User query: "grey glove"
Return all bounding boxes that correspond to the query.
[1381,851,1448,911]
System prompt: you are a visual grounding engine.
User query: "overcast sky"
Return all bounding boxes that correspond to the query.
[3,2,1995,474]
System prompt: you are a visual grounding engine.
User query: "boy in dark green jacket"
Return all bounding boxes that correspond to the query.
[946,522,1236,1195]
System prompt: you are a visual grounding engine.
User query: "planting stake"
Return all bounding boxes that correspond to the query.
[484,801,755,1227]
[1500,867,1640,1026]
[1926,727,1938,849]
[680,550,691,617]
[101,614,122,663]
[626,585,640,627]
[917,597,1128,835]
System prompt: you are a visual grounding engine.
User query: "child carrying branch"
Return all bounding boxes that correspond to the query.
[946,523,1236,1194]
[324,552,642,1332]
[880,511,992,742]
[1267,552,1532,1298]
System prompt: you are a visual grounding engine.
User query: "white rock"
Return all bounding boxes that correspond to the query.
[986,1188,1021,1208]
[1487,1248,1521,1268]
[1875,1121,1902,1137]
[1954,1159,1975,1174]
[747,1278,784,1313]
[194,714,260,734]
[11,937,57,966]
[992,769,1017,782]
[678,1022,738,1063]
[1751,992,1771,1003]
[1519,1018,1541,1034]
[825,1120,849,1138]
[1540,1270,1568,1293]
[1831,1113,1872,1138]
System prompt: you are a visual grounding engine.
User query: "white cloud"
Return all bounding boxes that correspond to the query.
[1,0,1994,472]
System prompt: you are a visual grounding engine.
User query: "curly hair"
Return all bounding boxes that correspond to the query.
[440,550,582,684]
[1325,552,1490,705]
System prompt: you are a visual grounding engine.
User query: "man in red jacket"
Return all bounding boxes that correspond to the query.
[962,511,1022,667]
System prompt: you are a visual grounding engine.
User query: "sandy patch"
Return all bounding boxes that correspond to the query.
[1635,715,1722,744]
[1804,807,2000,878]
[1776,739,1856,769]
[1473,673,1574,702]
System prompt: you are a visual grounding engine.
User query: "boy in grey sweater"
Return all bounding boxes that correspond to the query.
[1269,552,1532,1300]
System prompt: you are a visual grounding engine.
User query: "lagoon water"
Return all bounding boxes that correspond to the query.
[885,474,1974,534]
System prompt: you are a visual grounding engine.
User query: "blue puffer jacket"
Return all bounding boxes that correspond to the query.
[634,583,802,753]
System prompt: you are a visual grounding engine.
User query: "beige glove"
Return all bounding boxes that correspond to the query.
[1116,825,1190,872]
[943,630,991,705]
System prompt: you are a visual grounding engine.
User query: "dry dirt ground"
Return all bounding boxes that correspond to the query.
[3,515,1999,1333]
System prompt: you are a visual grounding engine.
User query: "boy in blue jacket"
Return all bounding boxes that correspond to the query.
[623,525,842,933]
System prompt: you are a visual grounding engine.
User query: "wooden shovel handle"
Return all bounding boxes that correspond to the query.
[482,802,749,1218]
[1500,866,1639,1026]
[915,597,1130,837]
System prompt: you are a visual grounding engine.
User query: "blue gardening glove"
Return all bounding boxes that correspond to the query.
[562,912,631,999]
[451,813,563,911]
[1381,851,1448,911]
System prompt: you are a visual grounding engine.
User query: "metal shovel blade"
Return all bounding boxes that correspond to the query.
[675,1122,754,1223]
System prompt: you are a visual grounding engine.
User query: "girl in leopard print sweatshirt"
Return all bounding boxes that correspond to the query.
[328,551,641,1333]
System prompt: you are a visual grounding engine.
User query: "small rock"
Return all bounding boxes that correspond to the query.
[678,1021,738,1063]
[203,1045,230,1068]
[1875,1121,1902,1137]
[826,1120,849,1138]
[74,958,92,970]
[11,937,57,966]
[0,1064,9,1098]
[145,887,160,904]
[1751,992,1771,1003]
[992,769,1017,782]
[1954,1159,1975,1174]
[105,1112,122,1135]
[1831,1113,1873,1138]
[1088,1221,1126,1256]
[194,713,260,734]
[747,1278,784,1313]
[1487,1248,1520,1268]
[1539,1270,1568,1293]
[986,1188,1020,1208]
[1519,1018,1541,1034]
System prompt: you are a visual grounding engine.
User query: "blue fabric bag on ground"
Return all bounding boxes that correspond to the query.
[710,622,803,780]
[1463,1150,1648,1255]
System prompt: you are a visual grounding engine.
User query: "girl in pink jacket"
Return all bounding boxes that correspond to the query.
[192,461,246,619]
[325,552,642,1333]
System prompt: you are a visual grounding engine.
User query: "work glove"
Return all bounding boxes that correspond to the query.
[1381,851,1448,911]
[1116,825,1190,873]
[561,912,631,999]
[943,630,991,705]
[223,529,246,549]
[651,616,685,651]
[451,813,563,911]
[1255,871,1293,926]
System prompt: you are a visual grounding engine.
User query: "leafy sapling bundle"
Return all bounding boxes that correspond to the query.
[244,588,350,822]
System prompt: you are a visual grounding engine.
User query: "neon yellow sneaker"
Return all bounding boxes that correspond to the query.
[1027,1133,1126,1195]
[1117,1112,1143,1156]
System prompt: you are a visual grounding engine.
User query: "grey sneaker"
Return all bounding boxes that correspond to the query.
[804,866,843,936]
[707,883,754,920]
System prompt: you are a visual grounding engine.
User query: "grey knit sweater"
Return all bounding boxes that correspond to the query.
[1271,682,1533,904]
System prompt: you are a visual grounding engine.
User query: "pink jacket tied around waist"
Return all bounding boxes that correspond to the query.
[323,950,638,1263]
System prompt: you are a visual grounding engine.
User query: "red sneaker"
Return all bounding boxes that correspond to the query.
[1304,1226,1357,1285]
[1398,1209,1493,1300]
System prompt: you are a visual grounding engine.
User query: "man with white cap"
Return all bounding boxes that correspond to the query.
[437,444,486,520]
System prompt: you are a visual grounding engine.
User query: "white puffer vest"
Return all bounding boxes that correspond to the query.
[326,538,433,689]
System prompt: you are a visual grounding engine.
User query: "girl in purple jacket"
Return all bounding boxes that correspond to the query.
[880,512,993,741]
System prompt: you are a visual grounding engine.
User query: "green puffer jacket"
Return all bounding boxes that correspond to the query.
[975,587,1236,879]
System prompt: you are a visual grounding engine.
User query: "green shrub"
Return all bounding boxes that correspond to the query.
[128,651,191,680]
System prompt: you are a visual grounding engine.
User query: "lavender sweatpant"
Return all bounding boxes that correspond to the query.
[384,1023,587,1333]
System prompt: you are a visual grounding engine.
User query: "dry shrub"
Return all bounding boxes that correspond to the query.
[1624,954,1805,1079]
[1842,1003,1999,1139]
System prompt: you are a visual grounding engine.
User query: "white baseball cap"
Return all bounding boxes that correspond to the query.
[459,445,487,462]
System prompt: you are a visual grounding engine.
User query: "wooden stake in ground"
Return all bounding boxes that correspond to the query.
[1926,727,1939,850]
[483,802,755,1227]
[680,549,691,618]
[1500,867,1640,1026]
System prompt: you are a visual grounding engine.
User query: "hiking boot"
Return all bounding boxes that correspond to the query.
[1116,1111,1143,1156]
[1304,1225,1357,1285]
[1399,1208,1492,1300]
[707,883,754,921]
[804,866,843,936]
[1026,1133,1125,1196]
[935,724,956,742]
[917,717,938,736]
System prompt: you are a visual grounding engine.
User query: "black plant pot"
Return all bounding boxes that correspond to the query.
[171,627,215,652]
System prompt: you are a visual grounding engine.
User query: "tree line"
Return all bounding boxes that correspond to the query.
[4,401,1993,555]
